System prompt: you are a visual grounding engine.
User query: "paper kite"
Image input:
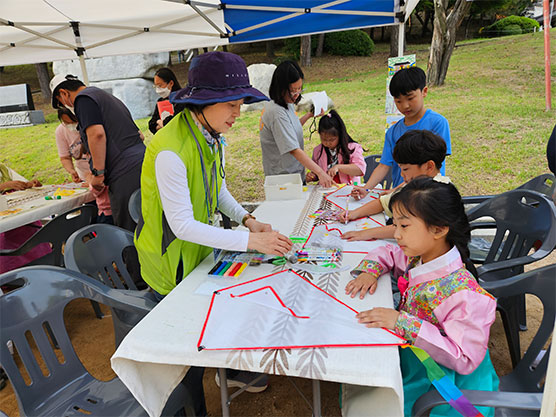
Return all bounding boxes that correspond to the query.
[198,270,406,351]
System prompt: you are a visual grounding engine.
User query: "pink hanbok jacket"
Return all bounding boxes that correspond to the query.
[311,142,367,184]
[352,245,496,375]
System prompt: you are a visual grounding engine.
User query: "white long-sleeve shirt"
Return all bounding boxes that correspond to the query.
[155,150,249,251]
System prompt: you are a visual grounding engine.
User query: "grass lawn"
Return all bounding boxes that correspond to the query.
[0,30,554,202]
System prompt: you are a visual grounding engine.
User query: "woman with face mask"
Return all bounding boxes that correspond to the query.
[148,67,185,134]
[54,107,114,224]
[55,108,89,182]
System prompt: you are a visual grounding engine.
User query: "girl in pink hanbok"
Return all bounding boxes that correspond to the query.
[347,176,499,416]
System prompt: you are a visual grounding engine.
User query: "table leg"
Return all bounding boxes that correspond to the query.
[312,379,322,417]
[218,368,230,417]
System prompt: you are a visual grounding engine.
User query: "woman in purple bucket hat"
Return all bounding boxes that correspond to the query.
[135,52,292,410]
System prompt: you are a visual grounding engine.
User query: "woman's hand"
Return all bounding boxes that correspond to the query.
[0,180,27,192]
[345,272,378,299]
[27,179,42,188]
[247,231,292,256]
[356,307,399,330]
[318,172,334,188]
[351,185,368,200]
[305,172,318,182]
[156,120,164,131]
[245,218,272,233]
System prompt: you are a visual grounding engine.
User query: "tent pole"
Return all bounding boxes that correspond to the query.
[79,54,90,86]
[543,0,552,111]
[397,22,405,56]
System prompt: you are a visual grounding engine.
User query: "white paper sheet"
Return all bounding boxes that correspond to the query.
[311,91,329,116]
[198,270,406,351]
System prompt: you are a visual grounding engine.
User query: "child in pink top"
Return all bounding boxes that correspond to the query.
[346,176,498,416]
[306,110,366,185]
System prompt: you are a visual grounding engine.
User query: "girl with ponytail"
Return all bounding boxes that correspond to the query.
[346,176,498,417]
[306,109,367,184]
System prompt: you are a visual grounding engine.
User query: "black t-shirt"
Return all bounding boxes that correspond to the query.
[75,95,103,132]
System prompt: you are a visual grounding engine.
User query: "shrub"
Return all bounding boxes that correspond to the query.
[485,16,540,37]
[324,30,375,56]
[505,24,523,36]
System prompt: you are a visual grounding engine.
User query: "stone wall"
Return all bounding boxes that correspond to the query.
[53,53,169,119]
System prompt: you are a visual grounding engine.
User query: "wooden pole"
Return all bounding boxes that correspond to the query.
[544,0,552,111]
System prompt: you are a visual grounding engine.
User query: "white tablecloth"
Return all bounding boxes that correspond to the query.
[0,184,93,233]
[111,188,404,417]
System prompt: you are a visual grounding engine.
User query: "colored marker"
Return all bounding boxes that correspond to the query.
[223,262,239,277]
[218,262,233,276]
[208,260,223,275]
[214,261,228,276]
[234,263,248,277]
[45,195,61,200]
[227,262,243,277]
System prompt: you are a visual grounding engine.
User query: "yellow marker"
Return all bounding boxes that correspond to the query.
[234,263,248,277]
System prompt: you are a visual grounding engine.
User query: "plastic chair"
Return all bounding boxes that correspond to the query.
[412,263,554,417]
[128,188,141,224]
[0,266,194,417]
[463,173,556,205]
[64,223,153,346]
[467,189,556,367]
[0,204,96,267]
[363,154,393,189]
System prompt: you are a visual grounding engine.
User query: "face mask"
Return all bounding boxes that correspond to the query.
[155,86,171,98]
[65,123,78,132]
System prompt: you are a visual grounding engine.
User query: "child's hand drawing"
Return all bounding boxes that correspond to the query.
[345,272,378,299]
[356,307,399,330]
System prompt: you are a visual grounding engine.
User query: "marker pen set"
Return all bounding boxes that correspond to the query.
[207,251,253,278]
[294,248,342,263]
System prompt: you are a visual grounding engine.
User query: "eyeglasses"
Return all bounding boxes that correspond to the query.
[289,87,303,96]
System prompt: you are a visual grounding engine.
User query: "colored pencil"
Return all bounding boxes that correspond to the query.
[234,263,248,277]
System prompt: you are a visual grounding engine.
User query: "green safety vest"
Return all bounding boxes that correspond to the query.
[134,109,222,295]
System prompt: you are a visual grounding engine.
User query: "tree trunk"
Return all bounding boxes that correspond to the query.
[266,41,275,58]
[427,0,472,86]
[464,14,473,39]
[389,25,405,57]
[423,9,432,37]
[316,33,325,57]
[35,63,51,103]
[300,35,311,67]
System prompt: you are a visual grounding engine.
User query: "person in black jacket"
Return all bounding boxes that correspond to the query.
[148,67,185,134]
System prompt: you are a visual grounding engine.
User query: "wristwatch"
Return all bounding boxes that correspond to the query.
[91,168,106,176]
[241,213,256,227]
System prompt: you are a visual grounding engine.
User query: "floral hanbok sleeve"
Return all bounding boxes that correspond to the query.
[350,243,408,281]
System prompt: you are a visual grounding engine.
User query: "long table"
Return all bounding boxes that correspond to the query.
[111,187,404,417]
[0,184,93,233]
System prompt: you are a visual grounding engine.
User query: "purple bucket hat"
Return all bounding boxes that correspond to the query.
[170,51,268,105]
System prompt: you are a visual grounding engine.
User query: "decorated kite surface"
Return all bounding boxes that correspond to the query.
[198,270,406,351]
[304,220,386,254]
[324,185,380,211]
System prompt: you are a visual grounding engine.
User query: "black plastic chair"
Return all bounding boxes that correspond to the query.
[412,263,554,417]
[0,204,96,267]
[363,154,393,189]
[64,223,154,347]
[467,189,556,367]
[128,188,141,224]
[0,266,194,417]
[463,173,555,205]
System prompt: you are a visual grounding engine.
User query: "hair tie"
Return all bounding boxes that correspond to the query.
[327,113,332,118]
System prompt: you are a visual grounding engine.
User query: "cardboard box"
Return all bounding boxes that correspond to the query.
[264,174,303,201]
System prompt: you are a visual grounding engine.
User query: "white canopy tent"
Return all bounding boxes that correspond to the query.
[0,0,418,83]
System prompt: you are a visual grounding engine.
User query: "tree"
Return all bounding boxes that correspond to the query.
[315,33,325,57]
[427,0,472,86]
[35,63,51,103]
[300,35,311,67]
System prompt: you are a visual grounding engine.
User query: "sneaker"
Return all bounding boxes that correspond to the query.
[215,370,268,393]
